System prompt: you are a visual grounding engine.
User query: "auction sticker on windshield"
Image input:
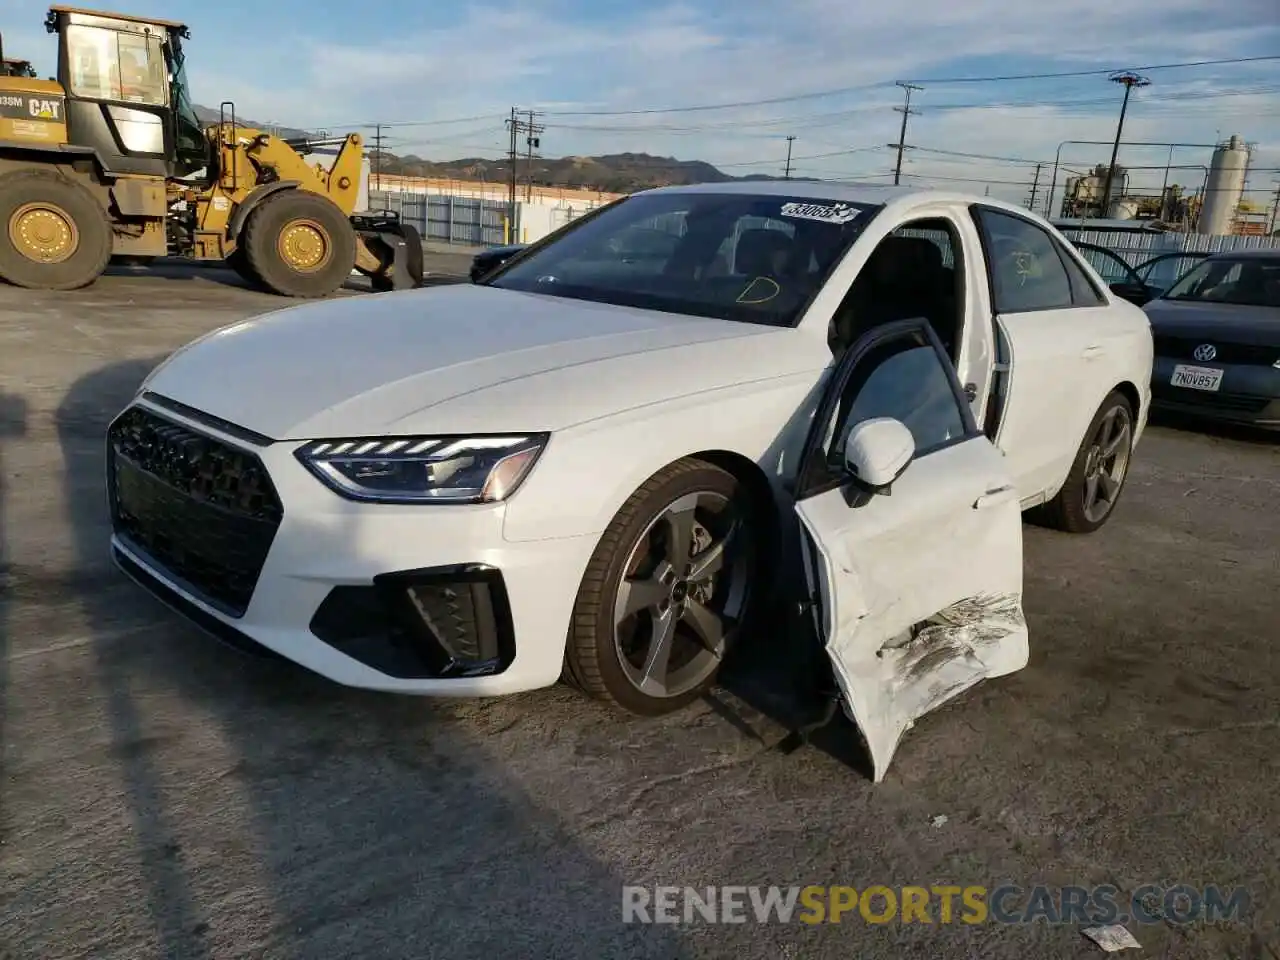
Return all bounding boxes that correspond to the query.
[1170,364,1224,392]
[780,201,862,225]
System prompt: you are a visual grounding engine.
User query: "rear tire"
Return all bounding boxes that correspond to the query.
[1035,390,1135,534]
[563,458,766,715]
[243,190,356,298]
[0,168,111,290]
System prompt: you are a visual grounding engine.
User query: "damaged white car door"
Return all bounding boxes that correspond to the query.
[793,319,1029,781]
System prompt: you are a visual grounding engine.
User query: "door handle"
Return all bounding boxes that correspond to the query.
[963,382,978,402]
[1082,344,1104,359]
[973,485,1017,510]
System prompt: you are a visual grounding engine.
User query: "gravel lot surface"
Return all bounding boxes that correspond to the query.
[1,263,1277,959]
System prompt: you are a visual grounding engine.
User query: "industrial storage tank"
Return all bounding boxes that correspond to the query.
[1108,197,1142,220]
[1199,134,1249,235]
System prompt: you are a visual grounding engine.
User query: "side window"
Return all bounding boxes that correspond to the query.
[1055,241,1107,306]
[65,25,167,106]
[892,223,956,268]
[974,208,1073,313]
[818,329,969,477]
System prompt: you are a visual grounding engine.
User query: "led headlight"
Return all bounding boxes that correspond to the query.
[295,434,548,504]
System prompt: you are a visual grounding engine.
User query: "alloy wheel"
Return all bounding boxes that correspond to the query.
[612,490,752,699]
[1081,403,1133,523]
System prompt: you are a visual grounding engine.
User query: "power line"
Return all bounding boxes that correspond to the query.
[335,82,1280,151]
[908,55,1280,84]
[534,55,1279,118]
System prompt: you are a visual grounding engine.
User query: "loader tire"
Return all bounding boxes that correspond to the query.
[0,168,112,290]
[226,247,262,288]
[243,190,356,298]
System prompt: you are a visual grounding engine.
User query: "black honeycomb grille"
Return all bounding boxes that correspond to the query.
[1153,336,1280,367]
[108,406,283,617]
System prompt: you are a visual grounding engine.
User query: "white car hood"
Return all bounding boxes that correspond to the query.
[142,284,808,439]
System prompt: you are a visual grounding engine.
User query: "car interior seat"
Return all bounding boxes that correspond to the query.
[828,235,957,356]
[734,229,799,278]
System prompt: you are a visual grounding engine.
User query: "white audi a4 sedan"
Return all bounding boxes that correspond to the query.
[108,182,1152,779]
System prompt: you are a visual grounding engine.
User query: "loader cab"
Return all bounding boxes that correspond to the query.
[44,5,206,178]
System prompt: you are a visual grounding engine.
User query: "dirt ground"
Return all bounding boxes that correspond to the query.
[0,263,1277,960]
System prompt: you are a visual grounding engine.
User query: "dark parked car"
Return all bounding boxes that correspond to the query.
[1143,249,1280,429]
[469,243,528,282]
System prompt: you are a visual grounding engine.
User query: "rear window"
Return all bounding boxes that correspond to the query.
[485,192,880,327]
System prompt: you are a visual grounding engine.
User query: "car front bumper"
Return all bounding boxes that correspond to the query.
[107,399,599,695]
[1151,357,1280,429]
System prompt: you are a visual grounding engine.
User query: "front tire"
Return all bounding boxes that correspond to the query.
[0,168,112,290]
[226,246,261,288]
[1036,390,1135,533]
[563,458,765,715]
[243,190,356,298]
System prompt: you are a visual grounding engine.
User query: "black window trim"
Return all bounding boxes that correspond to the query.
[890,214,968,359]
[1050,236,1109,306]
[794,317,982,502]
[969,204,1099,315]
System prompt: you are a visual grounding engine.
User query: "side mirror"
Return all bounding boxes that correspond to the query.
[1109,281,1153,307]
[843,418,915,493]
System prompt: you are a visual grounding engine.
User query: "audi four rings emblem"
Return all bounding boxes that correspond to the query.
[1193,344,1217,362]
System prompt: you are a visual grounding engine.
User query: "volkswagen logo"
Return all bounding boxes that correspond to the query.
[1193,343,1217,362]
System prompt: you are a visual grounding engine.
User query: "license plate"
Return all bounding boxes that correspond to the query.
[1170,364,1223,392]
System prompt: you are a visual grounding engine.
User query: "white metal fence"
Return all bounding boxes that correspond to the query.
[367,191,512,246]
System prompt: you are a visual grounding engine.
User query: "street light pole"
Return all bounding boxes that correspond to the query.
[1100,71,1150,218]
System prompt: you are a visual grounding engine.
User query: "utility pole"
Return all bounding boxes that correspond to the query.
[1100,71,1151,219]
[373,123,383,191]
[505,108,518,242]
[783,135,795,179]
[890,82,921,186]
[1026,162,1043,212]
[524,109,545,201]
[1269,183,1280,235]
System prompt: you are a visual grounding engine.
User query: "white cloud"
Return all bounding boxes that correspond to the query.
[4,0,1277,204]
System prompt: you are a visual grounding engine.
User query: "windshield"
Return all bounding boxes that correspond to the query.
[485,191,879,326]
[1162,257,1280,308]
[165,35,206,176]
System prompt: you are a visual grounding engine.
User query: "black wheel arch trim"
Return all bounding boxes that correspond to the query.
[226,180,303,240]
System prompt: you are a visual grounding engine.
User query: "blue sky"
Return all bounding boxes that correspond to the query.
[3,0,1278,207]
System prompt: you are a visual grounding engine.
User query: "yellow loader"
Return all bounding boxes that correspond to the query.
[0,6,420,297]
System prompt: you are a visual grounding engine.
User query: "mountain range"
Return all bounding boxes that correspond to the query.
[193,105,777,193]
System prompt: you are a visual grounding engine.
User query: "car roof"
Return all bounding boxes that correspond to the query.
[1205,248,1280,261]
[635,178,1049,221]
